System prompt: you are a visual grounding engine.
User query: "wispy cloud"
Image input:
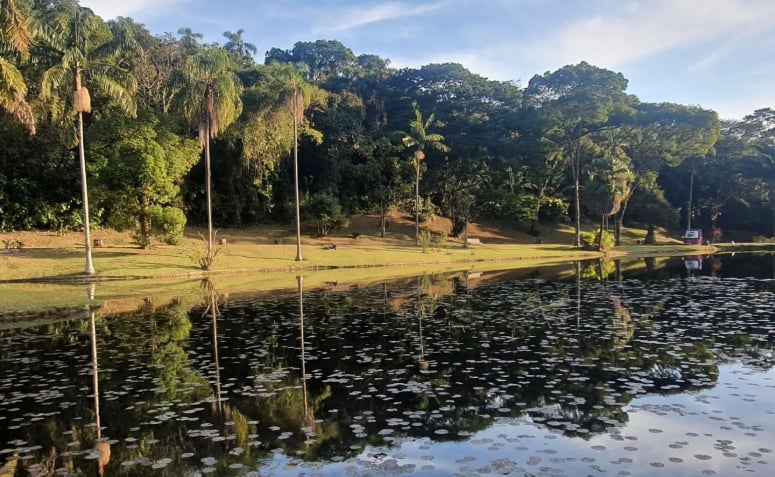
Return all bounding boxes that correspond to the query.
[312,1,453,34]
[80,0,194,21]
[528,0,775,68]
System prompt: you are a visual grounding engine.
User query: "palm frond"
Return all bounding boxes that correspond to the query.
[1,0,32,57]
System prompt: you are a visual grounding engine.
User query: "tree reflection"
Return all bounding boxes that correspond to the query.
[89,306,111,476]
[2,265,773,472]
[202,278,223,414]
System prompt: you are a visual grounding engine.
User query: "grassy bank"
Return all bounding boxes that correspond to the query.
[0,218,736,317]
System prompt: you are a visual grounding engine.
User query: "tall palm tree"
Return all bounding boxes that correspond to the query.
[0,0,35,133]
[177,26,202,52]
[177,47,242,268]
[287,77,305,261]
[37,1,137,275]
[222,29,256,56]
[398,101,450,246]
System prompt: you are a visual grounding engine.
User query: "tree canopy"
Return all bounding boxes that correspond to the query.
[0,2,773,246]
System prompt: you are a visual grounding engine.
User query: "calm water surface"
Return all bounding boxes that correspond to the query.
[1,254,774,476]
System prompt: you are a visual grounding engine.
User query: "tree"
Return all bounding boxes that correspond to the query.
[283,76,327,260]
[354,136,412,238]
[176,26,202,52]
[176,46,242,268]
[615,102,719,243]
[398,101,450,246]
[288,77,305,260]
[525,62,634,247]
[583,154,634,250]
[739,142,775,237]
[431,157,490,240]
[87,109,200,247]
[223,29,256,56]
[0,0,35,133]
[37,0,137,274]
[223,29,256,68]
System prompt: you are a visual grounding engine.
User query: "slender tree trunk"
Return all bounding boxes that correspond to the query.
[293,110,303,261]
[463,214,469,248]
[205,120,213,265]
[615,183,636,246]
[597,214,605,251]
[77,112,95,275]
[686,169,695,230]
[573,135,582,248]
[380,208,386,238]
[140,195,151,249]
[415,159,420,247]
[89,309,100,435]
[575,260,581,328]
[211,295,222,414]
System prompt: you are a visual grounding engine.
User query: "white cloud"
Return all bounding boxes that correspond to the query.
[312,1,454,34]
[530,0,775,68]
[80,0,193,21]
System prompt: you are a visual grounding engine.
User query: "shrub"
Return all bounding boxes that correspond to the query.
[302,194,350,237]
[580,229,615,250]
[151,206,187,245]
[419,229,432,253]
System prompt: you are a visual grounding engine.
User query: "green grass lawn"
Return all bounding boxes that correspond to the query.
[0,221,737,317]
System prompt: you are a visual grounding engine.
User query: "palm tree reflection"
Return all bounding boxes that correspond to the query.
[297,276,315,433]
[202,279,223,414]
[88,305,110,475]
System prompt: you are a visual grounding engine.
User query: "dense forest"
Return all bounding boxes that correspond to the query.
[1,0,774,250]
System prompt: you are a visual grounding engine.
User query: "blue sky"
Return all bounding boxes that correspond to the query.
[80,0,775,120]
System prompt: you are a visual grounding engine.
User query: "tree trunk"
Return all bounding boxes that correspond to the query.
[380,210,386,238]
[573,131,581,248]
[597,214,605,251]
[615,183,636,246]
[644,224,656,244]
[573,137,582,248]
[293,110,303,261]
[77,112,95,275]
[140,195,152,249]
[205,120,214,265]
[463,215,469,248]
[415,159,420,247]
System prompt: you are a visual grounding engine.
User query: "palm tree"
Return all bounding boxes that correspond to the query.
[37,1,137,275]
[0,0,35,133]
[177,26,202,51]
[398,101,450,246]
[287,77,305,261]
[222,29,257,56]
[177,47,242,268]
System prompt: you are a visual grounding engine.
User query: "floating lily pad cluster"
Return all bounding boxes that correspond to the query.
[0,262,773,476]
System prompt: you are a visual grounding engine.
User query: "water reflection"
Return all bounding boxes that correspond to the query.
[88,307,111,476]
[0,256,773,476]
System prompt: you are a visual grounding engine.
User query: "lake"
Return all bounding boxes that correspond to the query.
[1,253,774,476]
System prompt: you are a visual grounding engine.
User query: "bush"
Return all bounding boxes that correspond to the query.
[580,229,615,250]
[419,229,432,253]
[302,194,350,237]
[151,206,187,245]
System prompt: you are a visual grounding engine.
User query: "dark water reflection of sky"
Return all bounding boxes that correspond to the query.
[1,254,773,476]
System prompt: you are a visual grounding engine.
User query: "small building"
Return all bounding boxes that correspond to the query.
[682,229,703,245]
[684,255,703,272]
